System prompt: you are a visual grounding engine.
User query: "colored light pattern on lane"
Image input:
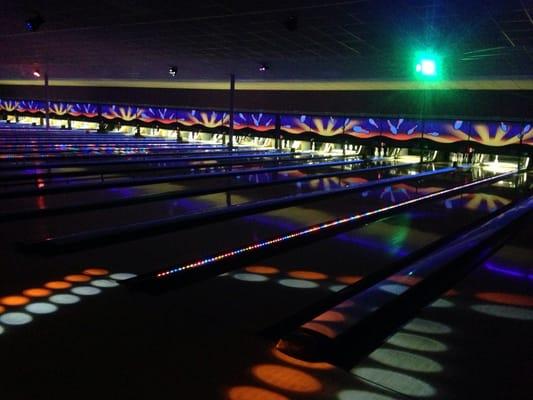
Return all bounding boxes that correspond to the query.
[153,171,516,280]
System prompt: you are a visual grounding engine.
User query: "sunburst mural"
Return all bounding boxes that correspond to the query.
[49,102,73,116]
[140,107,178,124]
[345,117,382,139]
[423,120,471,143]
[178,109,229,128]
[281,115,352,137]
[519,123,533,146]
[234,112,275,132]
[381,118,422,141]
[69,103,99,118]
[18,100,46,114]
[102,105,144,121]
[1,97,531,148]
[470,122,523,147]
[0,99,20,112]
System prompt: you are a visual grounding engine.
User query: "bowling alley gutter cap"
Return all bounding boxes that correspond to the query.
[1,79,533,90]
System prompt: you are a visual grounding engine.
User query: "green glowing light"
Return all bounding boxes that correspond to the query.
[413,51,443,80]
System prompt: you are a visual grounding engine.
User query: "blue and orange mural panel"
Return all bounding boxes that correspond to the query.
[280,114,347,137]
[49,101,74,116]
[520,123,533,146]
[17,100,46,114]
[0,99,21,112]
[176,109,229,129]
[102,104,145,122]
[344,117,381,139]
[470,121,523,147]
[380,118,422,141]
[423,120,470,143]
[234,112,276,132]
[140,107,178,124]
[69,103,99,119]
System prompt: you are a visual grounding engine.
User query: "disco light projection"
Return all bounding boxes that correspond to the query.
[251,364,322,393]
[337,390,397,400]
[0,270,136,336]
[0,312,33,326]
[386,332,447,353]
[227,386,288,400]
[470,304,533,321]
[402,318,452,335]
[25,303,58,314]
[152,171,516,281]
[351,367,437,397]
[368,348,443,373]
[278,279,319,289]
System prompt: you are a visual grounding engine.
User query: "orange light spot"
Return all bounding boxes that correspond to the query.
[389,275,422,286]
[227,386,288,400]
[0,295,30,306]
[83,268,110,276]
[315,310,345,323]
[287,271,327,280]
[64,274,91,283]
[302,322,337,339]
[272,349,333,370]
[336,275,362,285]
[476,292,533,307]
[252,364,322,393]
[22,288,52,297]
[245,266,280,275]
[44,281,72,290]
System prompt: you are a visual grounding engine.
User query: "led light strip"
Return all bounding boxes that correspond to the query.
[155,171,517,279]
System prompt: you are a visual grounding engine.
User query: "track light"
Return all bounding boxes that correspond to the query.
[32,70,41,78]
[168,66,178,77]
[25,14,44,32]
[258,64,269,72]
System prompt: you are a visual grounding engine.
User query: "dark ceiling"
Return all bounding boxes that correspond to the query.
[0,0,532,81]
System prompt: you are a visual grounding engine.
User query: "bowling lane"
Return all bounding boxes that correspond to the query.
[0,171,528,400]
[0,166,506,295]
[0,150,299,181]
[16,163,443,239]
[0,155,367,209]
[0,152,331,191]
[350,213,533,399]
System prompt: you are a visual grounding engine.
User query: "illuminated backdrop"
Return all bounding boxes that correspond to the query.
[0,98,531,147]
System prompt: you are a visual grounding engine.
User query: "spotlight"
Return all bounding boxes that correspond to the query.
[25,14,44,32]
[258,64,269,72]
[285,15,298,32]
[33,70,41,78]
[168,66,178,77]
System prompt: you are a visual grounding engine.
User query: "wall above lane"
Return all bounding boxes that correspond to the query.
[0,80,532,120]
